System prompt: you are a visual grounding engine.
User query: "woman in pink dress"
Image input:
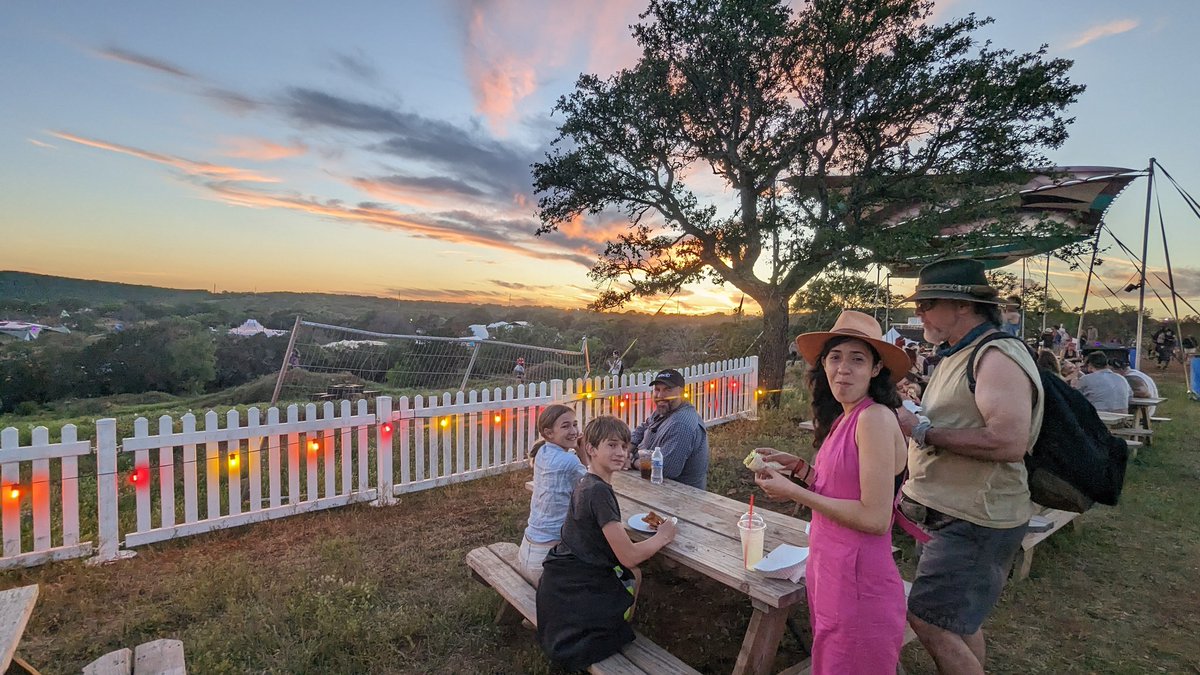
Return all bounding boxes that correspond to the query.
[755,310,909,674]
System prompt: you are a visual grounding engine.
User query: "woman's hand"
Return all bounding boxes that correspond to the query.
[755,447,799,471]
[755,468,803,502]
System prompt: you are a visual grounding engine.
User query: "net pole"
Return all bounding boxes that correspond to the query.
[460,341,482,391]
[271,315,303,406]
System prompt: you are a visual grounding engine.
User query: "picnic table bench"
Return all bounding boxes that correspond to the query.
[0,585,39,674]
[1014,508,1081,581]
[466,542,699,675]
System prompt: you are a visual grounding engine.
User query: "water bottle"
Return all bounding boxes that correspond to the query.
[651,446,664,485]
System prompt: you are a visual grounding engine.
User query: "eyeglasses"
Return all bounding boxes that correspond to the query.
[915,299,940,313]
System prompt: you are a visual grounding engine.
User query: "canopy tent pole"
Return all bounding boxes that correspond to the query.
[1042,252,1051,333]
[1156,176,1191,393]
[1019,258,1028,340]
[884,273,892,330]
[1076,227,1103,346]
[1134,158,1156,370]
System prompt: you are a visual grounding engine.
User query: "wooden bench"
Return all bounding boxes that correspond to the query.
[1014,508,1081,581]
[466,542,699,675]
[83,639,186,675]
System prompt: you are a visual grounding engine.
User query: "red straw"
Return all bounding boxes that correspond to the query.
[748,494,755,520]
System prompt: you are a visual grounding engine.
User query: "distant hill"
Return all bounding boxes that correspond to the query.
[0,271,215,305]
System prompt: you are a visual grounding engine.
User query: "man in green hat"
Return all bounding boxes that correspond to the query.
[896,258,1044,675]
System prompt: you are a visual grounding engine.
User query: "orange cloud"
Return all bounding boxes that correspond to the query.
[218,136,307,161]
[1066,19,1138,49]
[51,131,280,184]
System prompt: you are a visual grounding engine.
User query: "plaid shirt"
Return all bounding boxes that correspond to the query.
[631,403,709,489]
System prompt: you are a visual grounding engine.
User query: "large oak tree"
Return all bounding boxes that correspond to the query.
[533,0,1084,401]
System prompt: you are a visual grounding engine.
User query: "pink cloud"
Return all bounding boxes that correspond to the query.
[51,131,280,184]
[1066,19,1139,49]
[457,0,642,134]
[27,138,56,149]
[218,136,307,161]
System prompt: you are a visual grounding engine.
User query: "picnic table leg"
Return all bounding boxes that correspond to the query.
[732,603,792,675]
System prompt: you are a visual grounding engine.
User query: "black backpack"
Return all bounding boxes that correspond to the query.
[966,333,1128,512]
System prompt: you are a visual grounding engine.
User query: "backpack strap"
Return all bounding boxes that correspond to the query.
[965,332,1024,394]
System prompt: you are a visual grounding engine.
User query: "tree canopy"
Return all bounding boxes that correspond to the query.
[533,0,1085,398]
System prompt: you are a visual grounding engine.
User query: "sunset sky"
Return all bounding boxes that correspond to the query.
[2,1,1198,316]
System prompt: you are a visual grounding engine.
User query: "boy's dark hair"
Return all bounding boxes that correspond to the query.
[583,415,631,449]
[1085,351,1110,369]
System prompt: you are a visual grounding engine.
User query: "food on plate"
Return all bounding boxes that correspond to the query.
[641,511,666,529]
[743,449,784,472]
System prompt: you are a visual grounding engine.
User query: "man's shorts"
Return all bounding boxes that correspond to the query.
[908,514,1027,635]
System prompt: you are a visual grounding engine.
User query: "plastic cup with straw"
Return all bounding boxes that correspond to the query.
[738,494,766,569]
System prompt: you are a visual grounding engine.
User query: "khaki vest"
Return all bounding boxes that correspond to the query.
[903,331,1043,528]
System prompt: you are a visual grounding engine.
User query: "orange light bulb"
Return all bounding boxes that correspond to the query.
[308,440,320,452]
[228,454,239,469]
[493,414,502,423]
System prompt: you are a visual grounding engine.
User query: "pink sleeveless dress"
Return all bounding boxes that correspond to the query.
[805,397,906,674]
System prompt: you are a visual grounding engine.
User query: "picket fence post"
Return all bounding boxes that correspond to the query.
[374,396,395,506]
[88,418,135,565]
[748,356,760,419]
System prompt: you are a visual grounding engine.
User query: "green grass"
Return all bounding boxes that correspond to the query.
[2,363,1198,673]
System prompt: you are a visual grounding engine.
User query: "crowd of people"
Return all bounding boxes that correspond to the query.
[514,258,1178,674]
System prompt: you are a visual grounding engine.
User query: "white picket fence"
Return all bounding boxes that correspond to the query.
[0,357,757,570]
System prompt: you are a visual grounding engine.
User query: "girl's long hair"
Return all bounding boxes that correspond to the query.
[808,336,902,448]
[528,404,575,463]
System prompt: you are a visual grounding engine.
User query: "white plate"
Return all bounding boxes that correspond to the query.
[752,544,810,574]
[627,512,670,533]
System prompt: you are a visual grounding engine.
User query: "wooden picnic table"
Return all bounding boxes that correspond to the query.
[1096,411,1133,427]
[0,584,38,673]
[1130,396,1166,434]
[611,471,810,675]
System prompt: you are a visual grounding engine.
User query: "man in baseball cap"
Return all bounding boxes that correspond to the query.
[630,368,709,489]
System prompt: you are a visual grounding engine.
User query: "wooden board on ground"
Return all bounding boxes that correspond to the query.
[83,649,132,675]
[133,639,186,675]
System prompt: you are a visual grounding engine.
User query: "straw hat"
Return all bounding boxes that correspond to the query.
[794,310,910,382]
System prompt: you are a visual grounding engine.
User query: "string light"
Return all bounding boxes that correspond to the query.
[619,401,626,408]
[308,440,320,453]
[6,486,19,501]
[440,417,449,428]
[129,467,148,485]
[585,392,594,399]
[228,453,239,469]
[709,383,716,390]
[381,422,393,434]
[493,414,502,423]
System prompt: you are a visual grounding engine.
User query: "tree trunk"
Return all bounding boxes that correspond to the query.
[757,295,791,408]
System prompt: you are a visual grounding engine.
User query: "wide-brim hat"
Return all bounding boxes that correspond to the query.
[794,311,911,382]
[904,258,1002,305]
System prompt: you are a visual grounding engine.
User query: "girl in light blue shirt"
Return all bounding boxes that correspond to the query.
[520,404,586,582]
